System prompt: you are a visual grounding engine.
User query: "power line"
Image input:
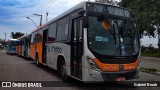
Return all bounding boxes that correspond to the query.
[39,0,57,13]
[33,0,49,14]
[44,0,57,12]
[37,0,52,13]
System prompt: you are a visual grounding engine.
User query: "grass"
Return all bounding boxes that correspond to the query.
[141,67,160,74]
[141,52,160,57]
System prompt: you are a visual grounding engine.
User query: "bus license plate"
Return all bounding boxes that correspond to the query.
[116,77,125,81]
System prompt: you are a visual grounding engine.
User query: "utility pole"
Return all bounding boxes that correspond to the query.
[46,11,48,23]
[3,33,7,46]
[158,27,160,56]
[4,33,7,42]
[33,14,42,26]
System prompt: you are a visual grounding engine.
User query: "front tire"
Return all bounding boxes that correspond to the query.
[24,51,26,58]
[60,60,70,82]
[35,54,41,66]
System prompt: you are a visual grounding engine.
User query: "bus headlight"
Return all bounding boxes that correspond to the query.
[137,61,141,70]
[87,57,101,71]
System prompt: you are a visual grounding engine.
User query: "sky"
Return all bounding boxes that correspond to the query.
[0,0,93,39]
[0,0,158,48]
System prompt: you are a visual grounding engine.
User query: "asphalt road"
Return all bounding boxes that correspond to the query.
[141,57,160,69]
[0,50,159,90]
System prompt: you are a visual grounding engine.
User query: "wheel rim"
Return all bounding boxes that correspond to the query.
[36,56,39,65]
[36,59,38,65]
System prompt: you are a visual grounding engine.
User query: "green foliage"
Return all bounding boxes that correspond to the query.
[142,53,160,57]
[141,45,160,57]
[141,67,159,74]
[11,32,24,39]
[95,0,115,4]
[119,0,160,37]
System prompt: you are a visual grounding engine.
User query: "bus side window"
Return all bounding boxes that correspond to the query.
[48,22,57,42]
[57,17,69,41]
[37,30,43,43]
[34,32,38,43]
[31,32,36,44]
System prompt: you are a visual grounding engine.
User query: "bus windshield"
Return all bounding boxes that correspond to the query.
[88,16,139,56]
[10,41,19,46]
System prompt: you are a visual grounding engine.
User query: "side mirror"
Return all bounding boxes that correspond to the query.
[83,16,89,28]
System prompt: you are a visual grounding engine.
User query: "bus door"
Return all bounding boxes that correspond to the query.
[25,37,29,58]
[42,30,48,64]
[71,17,83,80]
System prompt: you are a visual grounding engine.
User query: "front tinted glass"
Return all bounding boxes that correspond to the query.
[88,16,139,56]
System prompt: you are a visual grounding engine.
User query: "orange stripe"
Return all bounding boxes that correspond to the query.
[94,58,119,72]
[30,44,35,60]
[123,59,139,71]
[94,58,139,72]
[36,42,43,64]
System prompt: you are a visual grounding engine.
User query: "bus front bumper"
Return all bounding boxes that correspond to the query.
[83,67,140,82]
[100,70,140,81]
[9,50,17,54]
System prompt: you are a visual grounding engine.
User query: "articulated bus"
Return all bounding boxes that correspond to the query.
[6,39,19,54]
[16,35,30,58]
[29,1,141,82]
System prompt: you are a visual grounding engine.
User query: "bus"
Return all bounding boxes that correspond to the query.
[0,43,3,50]
[6,39,19,54]
[17,35,30,58]
[29,1,141,82]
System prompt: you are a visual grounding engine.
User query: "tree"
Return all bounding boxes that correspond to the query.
[95,0,115,4]
[11,32,24,39]
[119,0,160,37]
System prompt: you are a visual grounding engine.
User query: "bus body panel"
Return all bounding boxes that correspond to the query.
[21,44,25,56]
[27,1,140,82]
[6,39,19,54]
[46,42,71,76]
[17,35,30,58]
[82,48,140,81]
[36,42,43,63]
[82,28,140,81]
[19,46,22,55]
[16,46,19,55]
[30,44,36,60]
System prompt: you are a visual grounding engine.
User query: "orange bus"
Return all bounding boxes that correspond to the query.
[30,25,44,62]
[17,35,30,58]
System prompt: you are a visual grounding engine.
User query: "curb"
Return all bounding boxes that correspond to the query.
[141,71,160,76]
[156,72,160,75]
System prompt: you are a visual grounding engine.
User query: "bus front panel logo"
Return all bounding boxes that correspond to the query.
[2,82,11,87]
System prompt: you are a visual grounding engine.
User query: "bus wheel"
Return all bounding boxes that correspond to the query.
[35,54,40,67]
[60,60,70,82]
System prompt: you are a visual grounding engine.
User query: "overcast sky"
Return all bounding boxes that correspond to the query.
[0,0,93,39]
[0,0,158,48]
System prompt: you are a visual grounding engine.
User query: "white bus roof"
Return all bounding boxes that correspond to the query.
[32,1,134,32]
[17,34,30,40]
[9,39,19,41]
[45,1,87,26]
[44,1,133,26]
